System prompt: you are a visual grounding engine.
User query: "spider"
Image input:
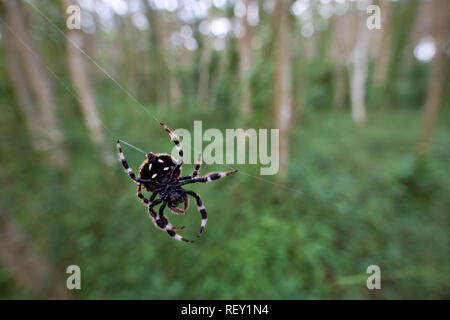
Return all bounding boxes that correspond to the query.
[117,122,238,243]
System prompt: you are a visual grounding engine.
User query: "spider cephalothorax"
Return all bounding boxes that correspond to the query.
[117,122,237,243]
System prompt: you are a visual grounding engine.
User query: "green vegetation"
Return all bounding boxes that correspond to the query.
[1,90,449,298]
[0,0,449,300]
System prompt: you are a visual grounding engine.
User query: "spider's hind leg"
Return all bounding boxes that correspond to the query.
[166,229,194,243]
[185,190,208,238]
[168,195,189,215]
[148,201,192,242]
[144,191,185,232]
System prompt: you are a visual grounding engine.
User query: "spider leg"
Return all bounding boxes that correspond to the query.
[160,122,184,182]
[148,202,193,243]
[117,139,164,186]
[147,198,162,220]
[178,154,202,181]
[179,169,238,186]
[157,200,185,231]
[168,195,189,215]
[141,192,184,232]
[192,153,202,177]
[185,190,208,238]
[137,185,164,206]
[137,184,150,205]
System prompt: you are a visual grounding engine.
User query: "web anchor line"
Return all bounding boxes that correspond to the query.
[118,139,147,155]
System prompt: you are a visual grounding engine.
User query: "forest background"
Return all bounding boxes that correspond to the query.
[0,0,449,299]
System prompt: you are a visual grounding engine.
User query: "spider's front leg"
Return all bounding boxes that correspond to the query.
[117,139,164,186]
[160,122,184,182]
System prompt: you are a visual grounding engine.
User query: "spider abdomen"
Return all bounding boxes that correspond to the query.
[138,153,181,192]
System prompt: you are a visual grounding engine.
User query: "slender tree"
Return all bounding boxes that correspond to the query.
[197,34,213,106]
[1,0,69,168]
[419,0,449,152]
[62,0,113,167]
[349,1,371,125]
[274,0,293,176]
[2,22,41,150]
[145,3,184,108]
[383,0,420,104]
[331,10,358,111]
[373,0,392,93]
[237,0,253,118]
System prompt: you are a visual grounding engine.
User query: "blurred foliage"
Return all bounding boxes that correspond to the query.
[1,79,449,298]
[0,0,449,300]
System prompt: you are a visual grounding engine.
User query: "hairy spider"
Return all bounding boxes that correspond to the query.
[117,122,237,243]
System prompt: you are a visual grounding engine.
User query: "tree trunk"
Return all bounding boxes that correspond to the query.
[274,0,292,176]
[0,207,71,299]
[383,0,420,104]
[349,1,371,125]
[168,55,183,109]
[122,14,139,97]
[330,10,358,112]
[419,0,449,152]
[62,0,113,167]
[238,0,252,118]
[211,50,230,107]
[1,0,68,169]
[2,22,41,151]
[373,0,392,92]
[197,38,212,107]
[332,65,346,112]
[145,5,169,106]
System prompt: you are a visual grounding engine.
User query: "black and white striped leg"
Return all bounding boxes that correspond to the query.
[137,185,164,208]
[137,184,187,240]
[147,198,161,221]
[153,200,187,232]
[160,122,183,164]
[117,139,139,180]
[137,184,150,205]
[180,169,238,186]
[192,153,202,177]
[117,139,163,186]
[146,196,183,231]
[148,204,193,243]
[186,190,208,238]
[178,154,202,181]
